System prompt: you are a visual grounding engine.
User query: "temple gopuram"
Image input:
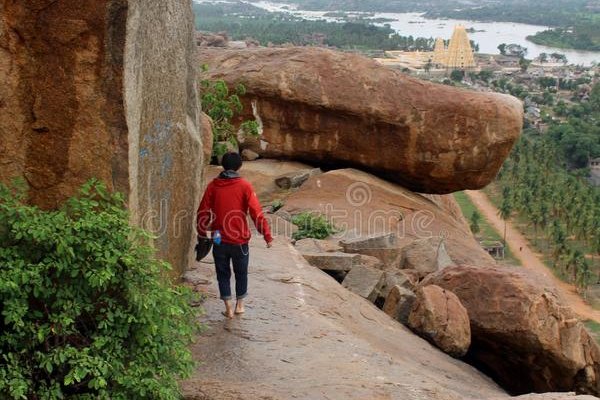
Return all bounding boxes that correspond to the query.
[375,25,478,73]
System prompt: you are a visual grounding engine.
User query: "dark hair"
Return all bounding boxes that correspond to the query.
[221,152,243,171]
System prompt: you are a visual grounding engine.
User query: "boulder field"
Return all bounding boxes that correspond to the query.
[0,0,203,275]
[199,46,523,194]
[425,266,600,395]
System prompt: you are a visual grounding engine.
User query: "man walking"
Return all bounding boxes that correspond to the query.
[197,152,273,318]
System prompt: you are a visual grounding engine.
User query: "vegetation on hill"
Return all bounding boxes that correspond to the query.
[527,17,600,51]
[0,181,199,399]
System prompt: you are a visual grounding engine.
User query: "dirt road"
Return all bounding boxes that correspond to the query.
[465,190,600,323]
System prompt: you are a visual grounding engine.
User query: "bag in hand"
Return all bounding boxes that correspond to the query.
[195,237,213,261]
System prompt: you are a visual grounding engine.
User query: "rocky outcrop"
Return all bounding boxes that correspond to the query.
[408,285,471,358]
[0,1,203,276]
[280,169,495,266]
[196,31,229,47]
[425,265,600,396]
[200,46,523,194]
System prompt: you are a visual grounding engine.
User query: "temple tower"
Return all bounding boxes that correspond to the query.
[432,37,447,65]
[445,25,476,69]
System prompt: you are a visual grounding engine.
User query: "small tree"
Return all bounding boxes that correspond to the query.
[200,65,259,159]
[470,210,482,236]
[0,181,199,399]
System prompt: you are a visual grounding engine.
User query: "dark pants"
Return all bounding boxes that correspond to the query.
[213,242,250,301]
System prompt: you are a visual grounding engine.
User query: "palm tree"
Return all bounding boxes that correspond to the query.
[499,188,513,247]
[550,220,569,271]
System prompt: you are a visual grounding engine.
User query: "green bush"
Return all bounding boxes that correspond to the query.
[0,180,199,399]
[291,212,338,241]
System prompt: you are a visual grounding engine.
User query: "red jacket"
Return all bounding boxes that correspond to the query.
[197,174,273,245]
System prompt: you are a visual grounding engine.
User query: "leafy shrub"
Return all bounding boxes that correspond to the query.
[200,66,260,159]
[0,180,199,399]
[291,212,338,240]
[271,200,284,213]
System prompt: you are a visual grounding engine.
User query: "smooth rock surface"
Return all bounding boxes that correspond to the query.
[408,285,471,358]
[280,169,494,266]
[425,265,600,396]
[0,0,203,276]
[200,46,523,194]
[182,239,513,399]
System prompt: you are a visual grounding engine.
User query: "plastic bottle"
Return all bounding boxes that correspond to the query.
[214,230,222,245]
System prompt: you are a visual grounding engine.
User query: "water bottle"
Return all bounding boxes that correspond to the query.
[213,230,222,245]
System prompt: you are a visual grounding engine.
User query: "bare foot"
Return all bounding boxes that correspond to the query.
[235,301,245,315]
[222,310,234,319]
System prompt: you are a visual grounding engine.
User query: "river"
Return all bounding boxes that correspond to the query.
[198,0,600,65]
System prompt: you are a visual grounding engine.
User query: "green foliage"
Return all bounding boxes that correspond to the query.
[0,180,200,399]
[271,200,285,213]
[450,70,464,82]
[291,212,338,240]
[200,69,260,159]
[469,210,482,235]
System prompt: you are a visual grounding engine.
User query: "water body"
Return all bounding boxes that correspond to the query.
[198,0,600,65]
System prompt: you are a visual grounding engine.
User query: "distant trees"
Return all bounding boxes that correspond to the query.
[495,137,600,290]
[194,4,438,52]
[470,210,482,236]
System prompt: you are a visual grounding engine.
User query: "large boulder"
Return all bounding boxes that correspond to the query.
[0,0,203,277]
[280,169,494,266]
[200,46,523,194]
[425,265,600,396]
[342,264,385,302]
[340,233,402,269]
[408,285,471,358]
[402,237,455,279]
